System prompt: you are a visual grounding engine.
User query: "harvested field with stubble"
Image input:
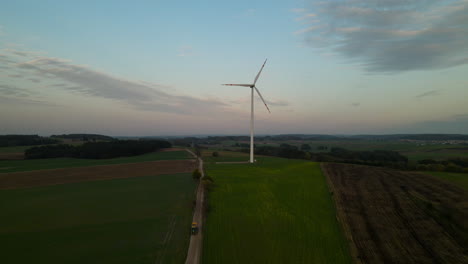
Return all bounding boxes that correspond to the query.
[322,163,468,264]
[0,159,196,189]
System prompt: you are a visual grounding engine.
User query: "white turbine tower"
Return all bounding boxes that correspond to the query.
[223,59,270,163]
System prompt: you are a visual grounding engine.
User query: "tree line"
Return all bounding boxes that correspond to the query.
[253,145,408,167]
[0,135,58,147]
[25,140,171,159]
[51,134,114,141]
[417,158,468,173]
[242,144,468,173]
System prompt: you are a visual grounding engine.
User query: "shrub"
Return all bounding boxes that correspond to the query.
[445,163,463,173]
[192,169,202,180]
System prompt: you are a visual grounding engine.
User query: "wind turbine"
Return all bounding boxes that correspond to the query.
[223,59,270,163]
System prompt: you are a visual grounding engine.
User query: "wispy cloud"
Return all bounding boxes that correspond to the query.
[244,8,255,16]
[0,48,232,116]
[177,45,194,57]
[415,90,440,99]
[14,56,227,115]
[0,84,34,97]
[294,26,321,35]
[7,74,23,78]
[291,8,306,13]
[0,95,57,107]
[267,99,289,107]
[297,0,468,72]
[0,54,16,64]
[27,77,41,83]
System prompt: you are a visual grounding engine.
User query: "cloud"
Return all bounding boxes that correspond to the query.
[298,0,468,72]
[0,84,34,97]
[27,77,41,83]
[244,8,255,16]
[351,102,361,107]
[266,99,289,107]
[0,95,56,107]
[1,49,43,58]
[13,56,228,115]
[51,83,67,87]
[415,90,439,99]
[11,50,29,57]
[0,54,16,64]
[291,8,307,13]
[177,46,194,57]
[8,74,23,78]
[294,26,321,35]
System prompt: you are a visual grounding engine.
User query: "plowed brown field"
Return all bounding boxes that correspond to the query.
[0,160,196,189]
[322,163,468,264]
[0,152,24,160]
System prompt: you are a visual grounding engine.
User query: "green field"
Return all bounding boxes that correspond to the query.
[0,173,196,264]
[0,145,32,153]
[201,149,250,163]
[202,157,351,264]
[426,171,468,191]
[0,150,192,173]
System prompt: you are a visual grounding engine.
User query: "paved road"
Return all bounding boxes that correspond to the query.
[185,149,204,264]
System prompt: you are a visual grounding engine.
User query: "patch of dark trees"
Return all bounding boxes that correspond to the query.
[25,140,171,159]
[416,158,468,173]
[170,134,468,147]
[240,144,409,169]
[401,134,468,141]
[51,134,114,141]
[0,135,59,147]
[235,144,468,173]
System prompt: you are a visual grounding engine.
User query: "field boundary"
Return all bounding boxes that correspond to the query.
[0,159,196,189]
[321,163,363,264]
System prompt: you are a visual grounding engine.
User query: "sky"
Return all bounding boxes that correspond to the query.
[0,0,467,136]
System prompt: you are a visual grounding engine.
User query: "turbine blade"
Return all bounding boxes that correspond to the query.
[253,59,267,85]
[254,86,271,113]
[222,84,253,87]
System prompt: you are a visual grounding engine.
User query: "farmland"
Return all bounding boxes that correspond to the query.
[0,149,191,173]
[0,149,198,264]
[426,171,468,191]
[201,149,250,163]
[0,159,196,189]
[322,163,468,264]
[0,173,196,264]
[202,157,352,264]
[0,145,32,153]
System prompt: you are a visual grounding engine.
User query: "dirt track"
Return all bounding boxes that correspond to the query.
[185,149,204,264]
[0,160,196,189]
[322,163,468,264]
